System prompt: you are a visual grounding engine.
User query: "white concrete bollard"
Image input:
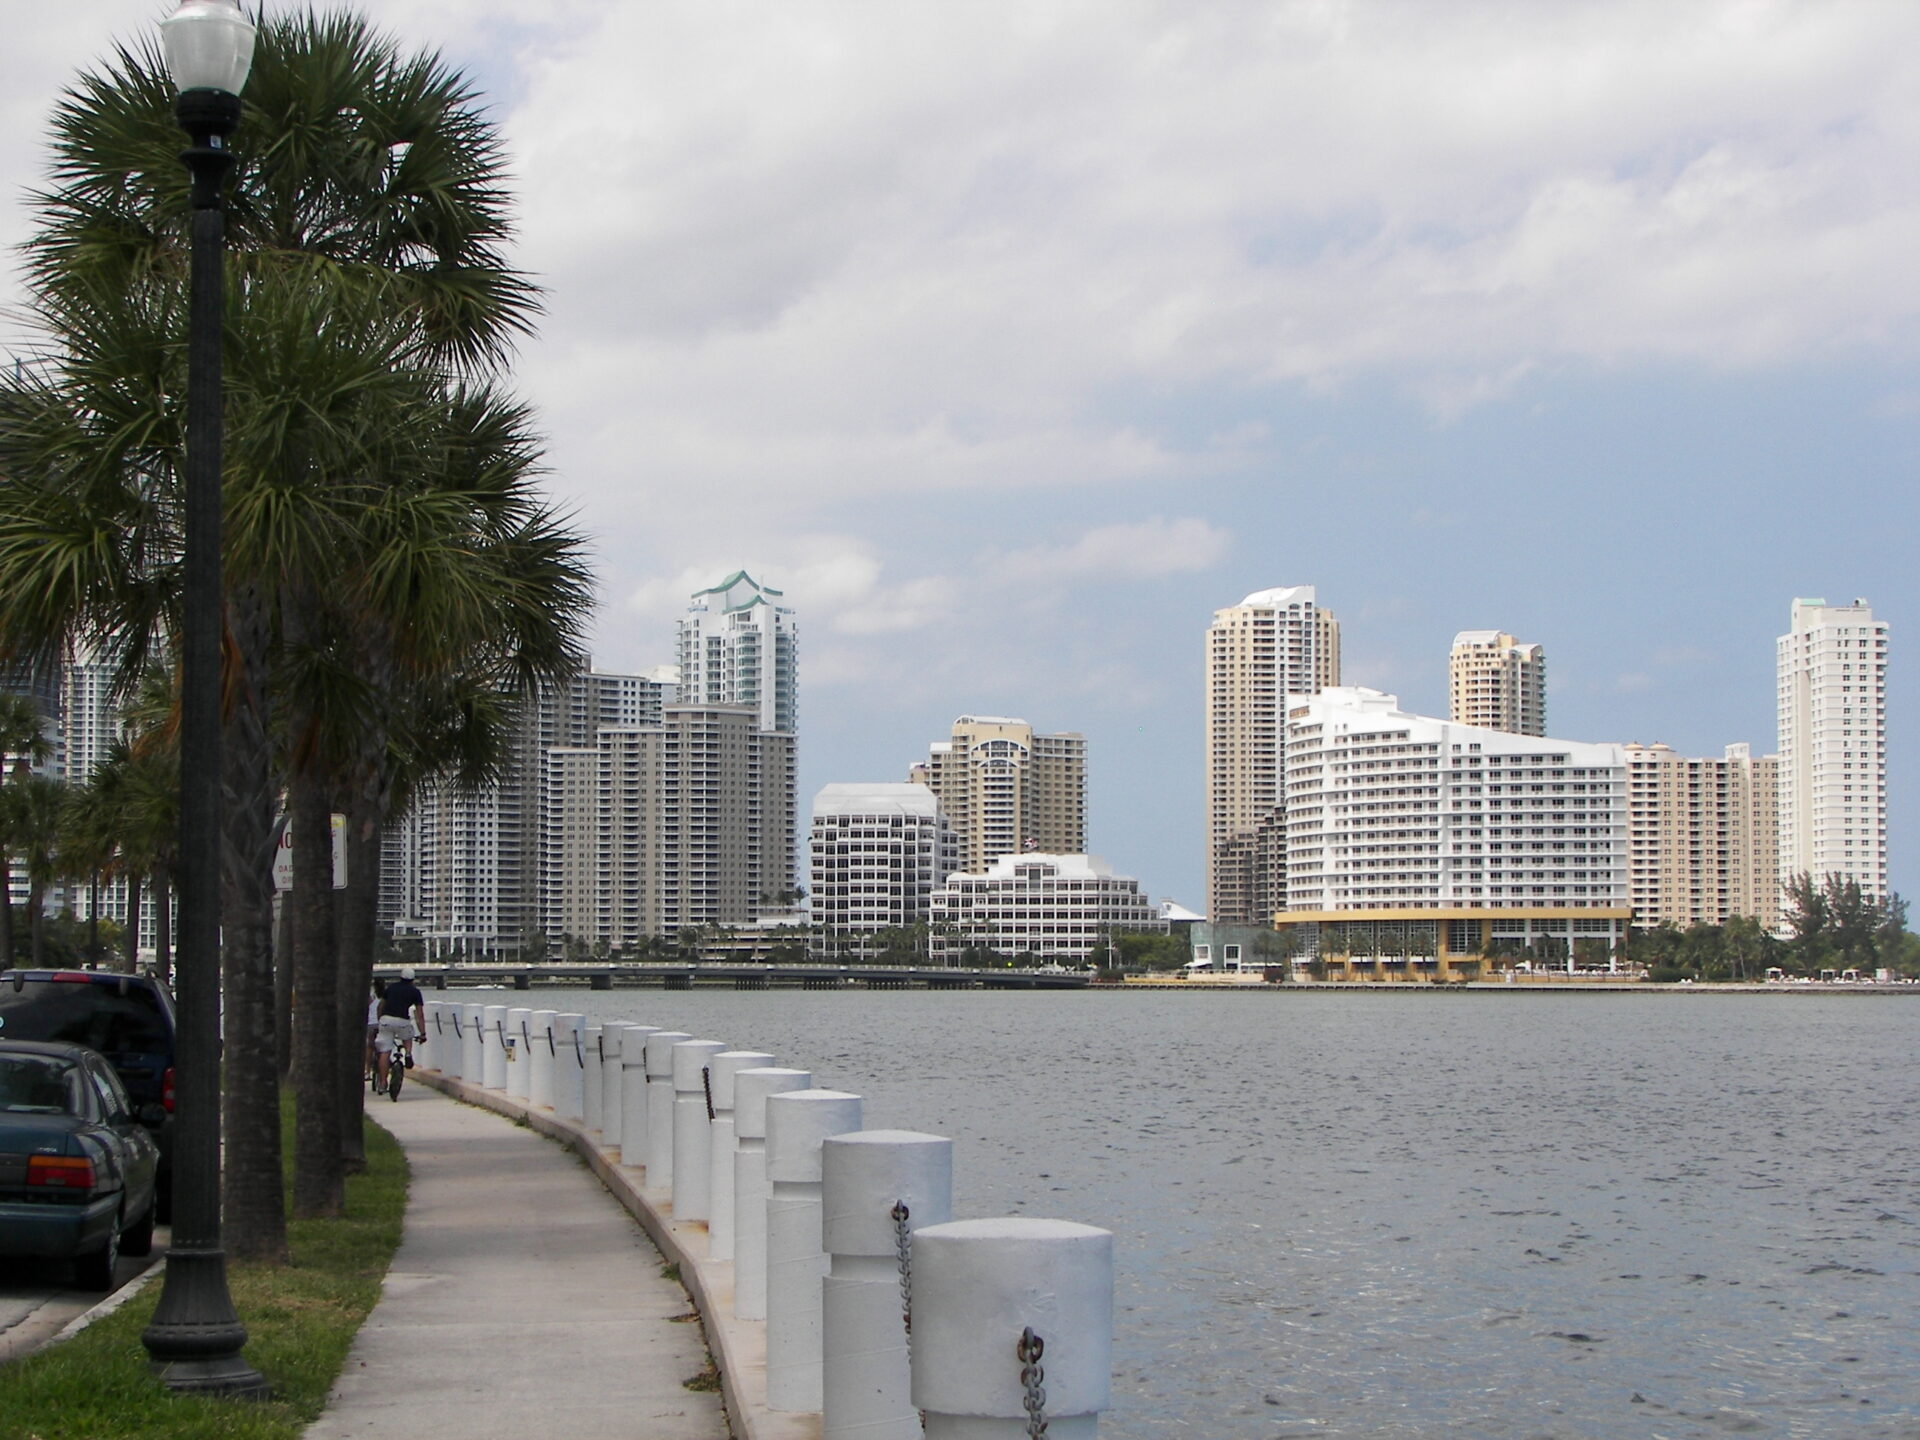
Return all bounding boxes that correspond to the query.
[600,1024,625,1145]
[911,1218,1114,1440]
[482,1004,509,1090]
[822,1130,954,1440]
[442,1003,465,1080]
[551,1012,587,1122]
[707,1050,775,1261]
[422,1003,445,1072]
[766,1089,864,1413]
[671,1040,729,1222]
[528,1009,558,1111]
[733,1067,812,1321]
[504,1007,532,1101]
[644,1031,691,1191]
[619,1025,660,1167]
[583,1024,603,1132]
[461,1002,485,1083]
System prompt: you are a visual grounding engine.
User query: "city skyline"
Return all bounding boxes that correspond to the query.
[5,4,1913,910]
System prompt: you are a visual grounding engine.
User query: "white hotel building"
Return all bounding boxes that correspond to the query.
[1277,688,1630,974]
[1777,597,1888,897]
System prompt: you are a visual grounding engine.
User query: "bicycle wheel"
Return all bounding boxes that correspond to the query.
[388,1056,404,1101]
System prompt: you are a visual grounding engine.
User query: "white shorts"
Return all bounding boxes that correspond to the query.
[373,1017,415,1054]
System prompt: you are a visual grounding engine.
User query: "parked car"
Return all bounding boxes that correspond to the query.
[0,1039,160,1289]
[0,970,175,1220]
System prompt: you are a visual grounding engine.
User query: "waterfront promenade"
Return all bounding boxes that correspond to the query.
[302,1086,725,1440]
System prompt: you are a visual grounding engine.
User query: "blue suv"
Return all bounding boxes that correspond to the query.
[0,970,176,1220]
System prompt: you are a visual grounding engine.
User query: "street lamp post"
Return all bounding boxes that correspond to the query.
[139,0,266,1398]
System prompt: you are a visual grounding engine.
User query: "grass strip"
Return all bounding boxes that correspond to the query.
[0,1095,407,1440]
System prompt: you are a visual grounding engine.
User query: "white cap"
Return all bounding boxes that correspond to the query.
[400,966,416,980]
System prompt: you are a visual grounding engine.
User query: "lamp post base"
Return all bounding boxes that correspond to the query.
[140,1247,270,1399]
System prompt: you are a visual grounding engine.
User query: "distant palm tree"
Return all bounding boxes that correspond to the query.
[1,775,68,968]
[0,693,54,969]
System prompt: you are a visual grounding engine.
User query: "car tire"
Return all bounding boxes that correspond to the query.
[122,1200,155,1258]
[74,1212,121,1292]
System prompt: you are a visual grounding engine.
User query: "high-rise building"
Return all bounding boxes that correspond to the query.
[1448,630,1546,736]
[909,716,1085,875]
[1204,585,1340,923]
[809,783,956,958]
[539,706,796,950]
[1275,687,1630,975]
[1625,743,1780,931]
[928,853,1162,965]
[386,664,680,955]
[1776,598,1889,897]
[677,571,797,735]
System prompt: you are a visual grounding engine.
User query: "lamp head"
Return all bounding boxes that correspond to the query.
[160,0,256,98]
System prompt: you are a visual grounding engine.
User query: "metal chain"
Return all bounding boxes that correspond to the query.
[890,1201,913,1338]
[702,1066,715,1121]
[572,1032,584,1068]
[1017,1328,1048,1438]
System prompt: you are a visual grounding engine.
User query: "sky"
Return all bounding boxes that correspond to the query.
[4,1,1916,909]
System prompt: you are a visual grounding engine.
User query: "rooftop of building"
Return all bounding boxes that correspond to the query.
[946,852,1132,883]
[813,782,943,818]
[1235,584,1317,609]
[685,570,789,614]
[1293,687,1624,761]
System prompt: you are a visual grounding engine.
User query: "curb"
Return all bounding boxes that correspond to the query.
[41,1255,167,1349]
[414,1069,817,1440]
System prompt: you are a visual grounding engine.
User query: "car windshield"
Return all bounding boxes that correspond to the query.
[0,979,169,1056]
[0,1055,80,1115]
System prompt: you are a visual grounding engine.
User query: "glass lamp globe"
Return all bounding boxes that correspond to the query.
[160,0,257,96]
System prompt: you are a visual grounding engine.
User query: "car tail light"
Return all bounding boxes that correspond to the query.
[162,1066,175,1114]
[27,1155,96,1190]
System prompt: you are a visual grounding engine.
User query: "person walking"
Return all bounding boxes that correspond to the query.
[373,968,426,1099]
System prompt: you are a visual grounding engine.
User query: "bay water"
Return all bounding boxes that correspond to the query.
[488,987,1919,1439]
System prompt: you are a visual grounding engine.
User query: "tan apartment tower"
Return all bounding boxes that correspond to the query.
[1624,743,1781,932]
[1205,586,1339,924]
[909,716,1085,875]
[1449,631,1546,736]
[1777,597,1889,897]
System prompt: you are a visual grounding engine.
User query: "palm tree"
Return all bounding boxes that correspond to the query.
[0,10,575,1251]
[0,692,54,968]
[0,776,70,967]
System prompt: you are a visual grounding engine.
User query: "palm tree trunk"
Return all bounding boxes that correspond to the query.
[275,894,294,1082]
[28,881,44,967]
[124,874,143,974]
[334,774,384,1172]
[152,871,172,986]
[220,584,287,1262]
[0,857,13,970]
[289,763,343,1218]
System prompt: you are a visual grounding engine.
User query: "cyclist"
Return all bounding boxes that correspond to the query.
[373,967,426,1099]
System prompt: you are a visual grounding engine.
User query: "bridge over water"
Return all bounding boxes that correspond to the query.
[373,962,1091,991]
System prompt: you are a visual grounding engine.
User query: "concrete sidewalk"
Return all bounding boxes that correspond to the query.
[303,1084,727,1440]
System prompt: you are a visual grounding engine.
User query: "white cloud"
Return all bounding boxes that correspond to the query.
[990,517,1231,587]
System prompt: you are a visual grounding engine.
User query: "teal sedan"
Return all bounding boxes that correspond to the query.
[0,1041,159,1290]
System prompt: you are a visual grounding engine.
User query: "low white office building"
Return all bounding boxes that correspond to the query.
[928,853,1162,965]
